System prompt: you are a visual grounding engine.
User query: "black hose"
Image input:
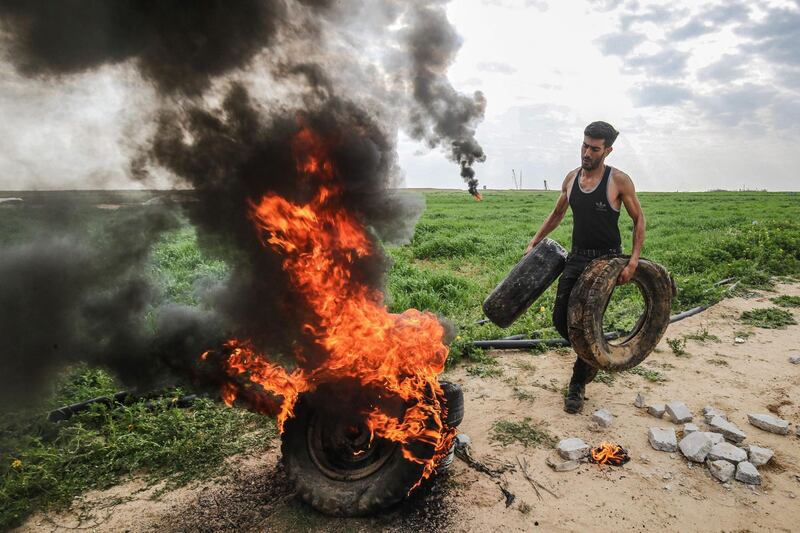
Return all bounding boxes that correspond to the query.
[473,330,624,349]
[48,392,198,422]
[48,391,131,422]
[668,305,708,323]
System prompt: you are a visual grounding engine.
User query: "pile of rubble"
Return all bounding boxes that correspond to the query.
[641,397,796,485]
[548,397,797,486]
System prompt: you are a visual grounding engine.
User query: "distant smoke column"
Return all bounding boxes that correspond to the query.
[404,2,486,196]
[460,161,479,197]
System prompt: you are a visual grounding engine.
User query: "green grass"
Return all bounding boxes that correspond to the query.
[466,364,504,378]
[151,226,228,306]
[0,367,276,530]
[627,366,667,382]
[771,295,800,308]
[683,327,720,343]
[740,307,798,329]
[666,337,689,357]
[490,418,557,448]
[511,387,537,403]
[593,370,616,386]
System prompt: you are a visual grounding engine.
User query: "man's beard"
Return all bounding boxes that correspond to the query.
[581,158,599,170]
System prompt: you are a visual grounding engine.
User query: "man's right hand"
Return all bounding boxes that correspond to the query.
[524,238,540,256]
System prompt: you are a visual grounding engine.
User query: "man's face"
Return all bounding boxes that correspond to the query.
[581,136,611,171]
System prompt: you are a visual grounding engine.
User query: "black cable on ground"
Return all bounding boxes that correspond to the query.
[49,392,198,422]
[472,331,624,350]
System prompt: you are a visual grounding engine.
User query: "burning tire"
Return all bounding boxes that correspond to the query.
[439,380,464,427]
[282,382,463,516]
[482,238,568,328]
[567,256,675,371]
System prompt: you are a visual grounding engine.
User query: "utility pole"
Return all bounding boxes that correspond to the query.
[511,169,519,190]
[543,179,548,191]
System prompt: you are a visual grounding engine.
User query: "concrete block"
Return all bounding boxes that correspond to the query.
[789,355,800,364]
[703,432,724,445]
[708,442,747,463]
[557,438,590,461]
[666,401,693,424]
[547,457,580,471]
[735,461,761,485]
[648,427,678,452]
[747,445,773,466]
[707,459,735,483]
[703,406,727,423]
[683,423,700,435]
[648,403,666,418]
[679,431,712,462]
[747,413,790,435]
[592,409,614,427]
[634,392,646,408]
[708,415,746,443]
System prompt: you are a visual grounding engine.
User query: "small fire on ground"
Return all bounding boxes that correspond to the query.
[590,442,630,466]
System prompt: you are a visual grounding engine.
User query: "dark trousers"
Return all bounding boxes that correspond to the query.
[552,253,598,386]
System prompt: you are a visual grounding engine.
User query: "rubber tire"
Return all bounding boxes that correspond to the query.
[567,256,675,371]
[282,397,428,517]
[482,238,568,328]
[439,380,464,427]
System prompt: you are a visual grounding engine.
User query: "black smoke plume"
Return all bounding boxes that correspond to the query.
[145,83,405,369]
[405,2,487,196]
[0,0,287,95]
[0,1,486,406]
[0,204,233,407]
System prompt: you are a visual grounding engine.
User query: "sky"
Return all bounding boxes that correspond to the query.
[1,0,798,192]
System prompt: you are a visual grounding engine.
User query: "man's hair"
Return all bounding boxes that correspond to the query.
[584,121,619,147]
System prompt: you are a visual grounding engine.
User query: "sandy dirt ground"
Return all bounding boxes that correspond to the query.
[16,283,800,533]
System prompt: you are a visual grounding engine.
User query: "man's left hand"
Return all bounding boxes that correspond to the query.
[617,260,638,284]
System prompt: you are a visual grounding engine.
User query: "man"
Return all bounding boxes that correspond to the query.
[524,121,645,414]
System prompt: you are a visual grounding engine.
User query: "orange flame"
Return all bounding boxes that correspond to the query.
[210,126,455,488]
[590,442,630,466]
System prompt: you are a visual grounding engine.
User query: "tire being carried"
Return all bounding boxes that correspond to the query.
[483,238,568,328]
[567,256,675,371]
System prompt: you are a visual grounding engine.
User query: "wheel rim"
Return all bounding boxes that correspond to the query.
[307,413,396,481]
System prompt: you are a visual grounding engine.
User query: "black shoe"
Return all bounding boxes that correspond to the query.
[564,382,585,414]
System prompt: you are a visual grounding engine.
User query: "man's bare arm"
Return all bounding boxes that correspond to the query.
[616,172,645,284]
[524,172,573,255]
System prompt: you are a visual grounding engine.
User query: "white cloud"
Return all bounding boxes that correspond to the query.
[629,83,692,106]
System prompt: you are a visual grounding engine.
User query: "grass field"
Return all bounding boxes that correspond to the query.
[2,190,799,528]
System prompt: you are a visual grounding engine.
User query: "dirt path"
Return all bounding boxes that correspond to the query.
[17,284,800,532]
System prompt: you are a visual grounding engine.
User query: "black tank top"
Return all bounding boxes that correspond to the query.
[569,165,621,250]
